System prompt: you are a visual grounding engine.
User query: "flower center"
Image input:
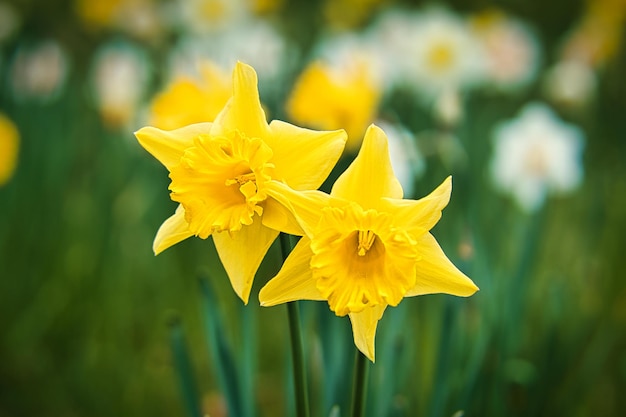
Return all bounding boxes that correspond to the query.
[200,0,228,22]
[310,203,419,316]
[357,230,376,256]
[169,130,274,238]
[225,172,256,187]
[524,142,548,177]
[427,42,455,72]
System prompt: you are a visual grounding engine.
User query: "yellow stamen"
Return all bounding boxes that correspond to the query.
[427,43,454,71]
[357,230,376,256]
[225,172,256,187]
[524,144,548,176]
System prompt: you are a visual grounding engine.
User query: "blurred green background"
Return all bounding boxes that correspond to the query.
[1,0,626,416]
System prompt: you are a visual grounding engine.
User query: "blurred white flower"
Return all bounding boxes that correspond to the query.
[115,0,165,41]
[0,2,20,43]
[10,39,69,103]
[490,103,585,212]
[90,42,149,128]
[371,7,486,99]
[433,87,463,127]
[367,8,422,83]
[174,0,249,34]
[543,59,597,109]
[376,120,425,197]
[75,0,166,40]
[471,11,541,92]
[313,32,388,90]
[169,18,295,95]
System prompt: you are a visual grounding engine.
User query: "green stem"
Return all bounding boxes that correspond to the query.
[168,317,202,417]
[278,232,293,261]
[288,301,310,417]
[279,233,310,417]
[351,350,369,417]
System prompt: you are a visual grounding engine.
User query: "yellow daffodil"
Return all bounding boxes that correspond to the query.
[259,124,478,361]
[135,62,347,303]
[286,61,381,152]
[0,113,20,186]
[149,61,232,130]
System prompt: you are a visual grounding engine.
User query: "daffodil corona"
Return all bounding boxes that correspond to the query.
[135,62,347,303]
[259,124,478,361]
[168,130,274,236]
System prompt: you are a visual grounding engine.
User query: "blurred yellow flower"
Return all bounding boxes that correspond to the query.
[249,0,284,15]
[135,62,347,303]
[149,62,231,130]
[259,124,478,361]
[0,113,19,186]
[323,0,384,29]
[286,61,381,152]
[74,0,124,29]
[561,0,626,67]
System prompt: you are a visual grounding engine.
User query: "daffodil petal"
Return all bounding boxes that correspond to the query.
[266,120,347,189]
[153,205,194,255]
[212,216,279,304]
[212,62,270,139]
[259,237,324,306]
[381,176,452,234]
[262,197,304,236]
[348,304,386,362]
[265,181,333,238]
[406,233,479,297]
[134,123,213,171]
[331,124,403,208]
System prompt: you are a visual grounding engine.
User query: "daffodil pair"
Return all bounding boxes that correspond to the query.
[135,62,478,362]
